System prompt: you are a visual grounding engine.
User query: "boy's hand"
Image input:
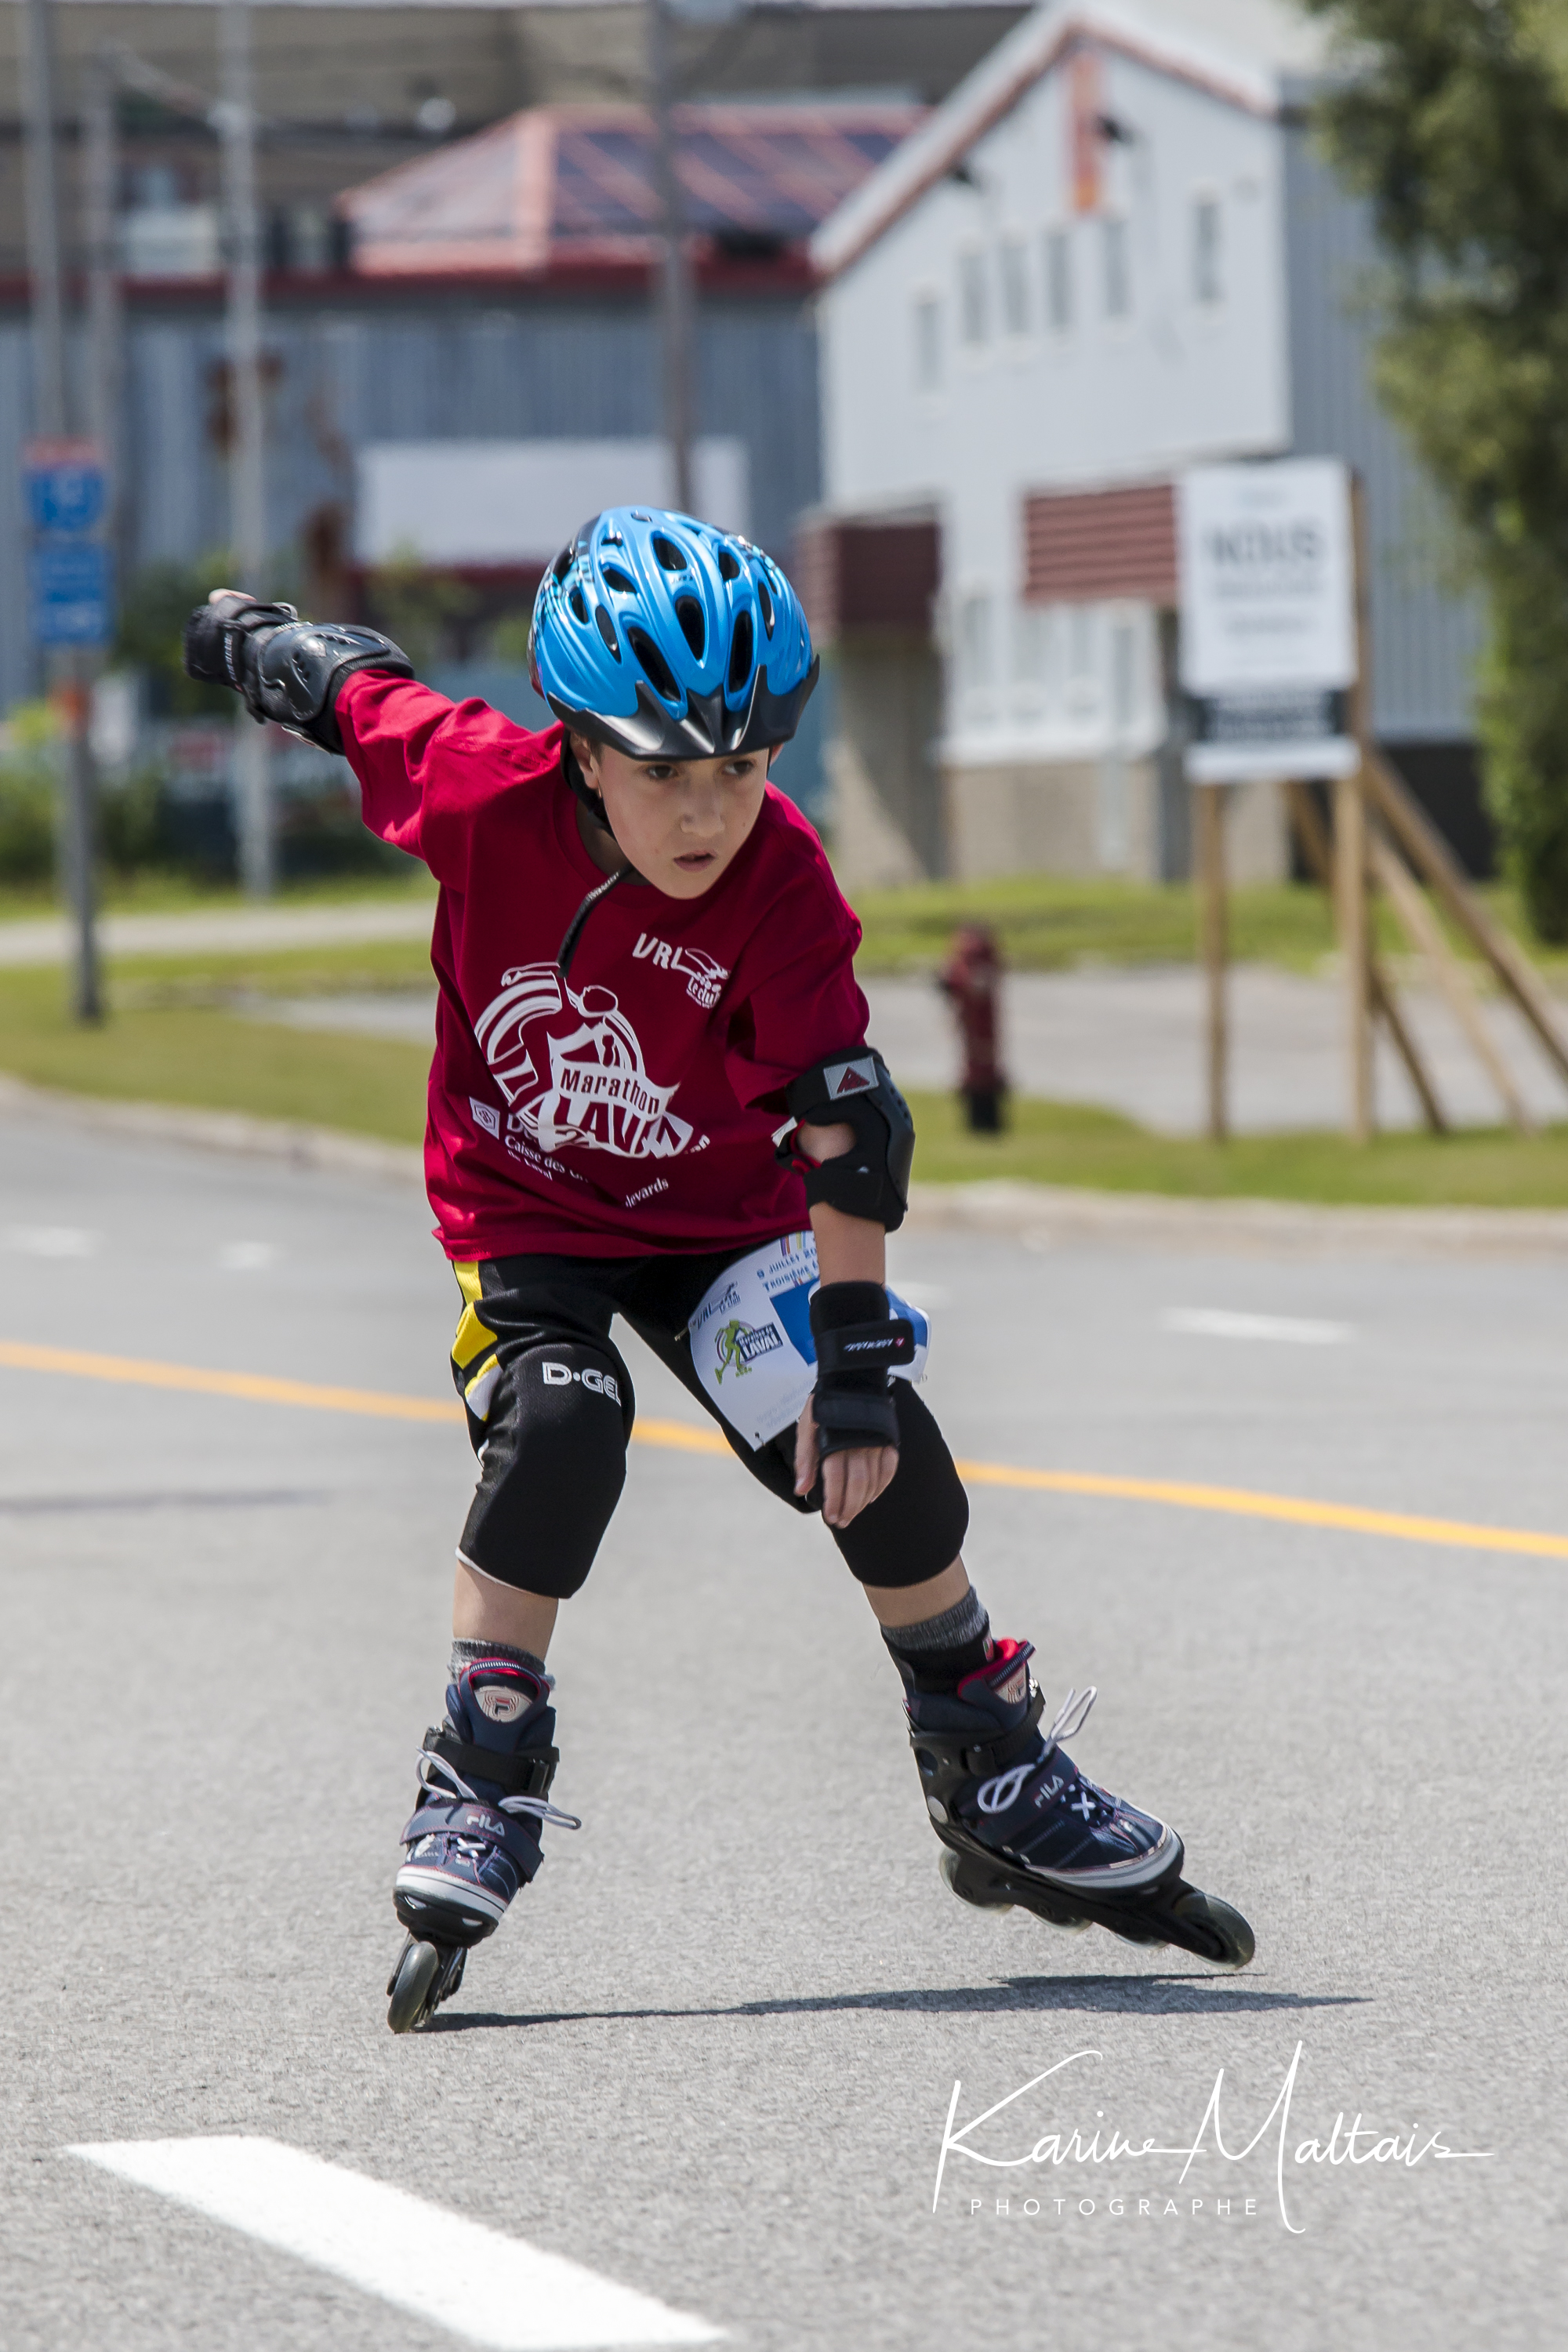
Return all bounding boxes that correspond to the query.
[793,1394,898,1527]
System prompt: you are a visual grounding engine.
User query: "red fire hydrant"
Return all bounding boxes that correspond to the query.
[938,924,1007,1133]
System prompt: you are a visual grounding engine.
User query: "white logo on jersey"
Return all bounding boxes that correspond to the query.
[633,932,730,1010]
[472,961,695,1162]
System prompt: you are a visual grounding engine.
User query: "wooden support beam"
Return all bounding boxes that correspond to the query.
[1363,749,1568,1091]
[1336,768,1374,1143]
[1368,826,1537,1134]
[1286,779,1447,1133]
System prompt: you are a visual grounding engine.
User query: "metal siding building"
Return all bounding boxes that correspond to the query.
[1283,122,1482,742]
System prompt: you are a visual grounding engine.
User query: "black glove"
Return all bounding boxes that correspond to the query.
[183,594,297,716]
[183,596,413,753]
[808,1279,914,1458]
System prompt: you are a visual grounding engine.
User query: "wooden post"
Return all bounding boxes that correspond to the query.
[1336,768,1373,1142]
[1338,475,1374,1143]
[1196,782,1228,1142]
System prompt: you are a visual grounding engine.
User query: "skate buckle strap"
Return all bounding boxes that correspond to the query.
[975,1691,1098,1816]
[946,1680,1047,1779]
[408,1748,583,1841]
[423,1722,559,1799]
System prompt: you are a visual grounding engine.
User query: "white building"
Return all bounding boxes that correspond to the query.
[806,0,1482,885]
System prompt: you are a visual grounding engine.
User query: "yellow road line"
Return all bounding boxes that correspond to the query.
[2,1335,1564,1561]
[951,1457,1568,1560]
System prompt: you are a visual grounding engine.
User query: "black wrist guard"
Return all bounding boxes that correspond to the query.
[779,1047,916,1232]
[809,1279,914,1458]
[182,595,413,753]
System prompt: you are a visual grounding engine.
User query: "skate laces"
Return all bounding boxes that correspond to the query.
[415,1749,583,1835]
[975,1686,1098,1817]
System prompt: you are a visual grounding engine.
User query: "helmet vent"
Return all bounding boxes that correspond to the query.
[626,623,681,706]
[717,546,741,582]
[568,584,590,624]
[551,546,574,583]
[727,611,753,696]
[653,535,689,573]
[594,605,621,659]
[675,596,706,659]
[601,564,637,594]
[757,576,775,635]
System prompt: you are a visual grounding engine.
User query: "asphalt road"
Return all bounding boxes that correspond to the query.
[2,1102,1564,2351]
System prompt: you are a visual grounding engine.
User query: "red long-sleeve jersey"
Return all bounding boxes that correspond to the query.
[339,673,869,1261]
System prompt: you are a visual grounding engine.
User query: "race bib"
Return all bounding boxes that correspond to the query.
[688,1231,930,1450]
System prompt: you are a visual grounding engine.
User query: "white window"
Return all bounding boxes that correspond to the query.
[1109,619,1139,736]
[913,292,942,392]
[1044,227,1073,334]
[1102,216,1131,320]
[999,235,1030,337]
[959,591,995,691]
[1193,194,1222,306]
[1067,605,1098,710]
[1011,604,1059,714]
[957,249,989,348]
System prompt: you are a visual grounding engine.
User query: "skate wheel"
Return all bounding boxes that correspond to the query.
[1169,1889,1255,1971]
[387,1936,443,2034]
[938,1849,1014,1915]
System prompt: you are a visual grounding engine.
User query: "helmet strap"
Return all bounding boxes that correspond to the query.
[563,739,619,840]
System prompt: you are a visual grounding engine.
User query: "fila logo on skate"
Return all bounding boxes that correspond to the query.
[476,1686,527,1723]
[632,933,730,1010]
[542,1361,622,1404]
[824,1055,877,1098]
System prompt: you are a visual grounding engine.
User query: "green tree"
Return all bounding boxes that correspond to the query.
[114,557,239,720]
[1305,0,1568,938]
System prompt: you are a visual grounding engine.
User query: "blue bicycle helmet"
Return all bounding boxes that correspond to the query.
[529,507,818,765]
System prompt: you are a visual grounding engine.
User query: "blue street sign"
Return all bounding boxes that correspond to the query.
[30,541,113,647]
[24,443,107,536]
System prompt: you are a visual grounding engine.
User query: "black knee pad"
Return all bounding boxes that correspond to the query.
[827,1384,971,1588]
[458,1338,634,1598]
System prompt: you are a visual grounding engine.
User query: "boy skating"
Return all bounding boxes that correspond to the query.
[185,507,1252,2030]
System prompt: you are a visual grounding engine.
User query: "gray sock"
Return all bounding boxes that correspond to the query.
[881,1584,990,1664]
[449,1637,549,1683]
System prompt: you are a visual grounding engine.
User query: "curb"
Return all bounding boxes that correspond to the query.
[0,1074,424,1188]
[904,1177,1568,1259]
[5,1076,1567,1257]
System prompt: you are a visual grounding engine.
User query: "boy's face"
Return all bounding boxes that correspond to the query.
[571,735,775,899]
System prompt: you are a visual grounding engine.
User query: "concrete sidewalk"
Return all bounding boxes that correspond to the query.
[240,962,1568,1136]
[0,896,436,967]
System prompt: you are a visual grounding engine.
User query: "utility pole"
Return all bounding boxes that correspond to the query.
[219,0,273,896]
[22,0,103,1024]
[647,0,695,512]
[82,47,124,579]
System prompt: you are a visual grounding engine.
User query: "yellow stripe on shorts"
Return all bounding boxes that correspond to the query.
[450,1261,501,1417]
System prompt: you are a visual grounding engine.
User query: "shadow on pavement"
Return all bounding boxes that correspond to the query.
[429,1977,1364,2031]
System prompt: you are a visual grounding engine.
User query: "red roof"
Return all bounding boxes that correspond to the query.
[339,101,926,281]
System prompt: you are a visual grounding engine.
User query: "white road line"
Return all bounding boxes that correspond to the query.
[217,1240,281,1271]
[3,1224,101,1258]
[69,2137,724,2351]
[1163,1307,1353,1346]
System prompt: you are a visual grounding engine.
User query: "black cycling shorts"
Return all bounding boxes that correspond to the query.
[447,1245,970,1599]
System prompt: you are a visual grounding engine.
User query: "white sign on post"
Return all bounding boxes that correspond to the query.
[1178,459,1357,782]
